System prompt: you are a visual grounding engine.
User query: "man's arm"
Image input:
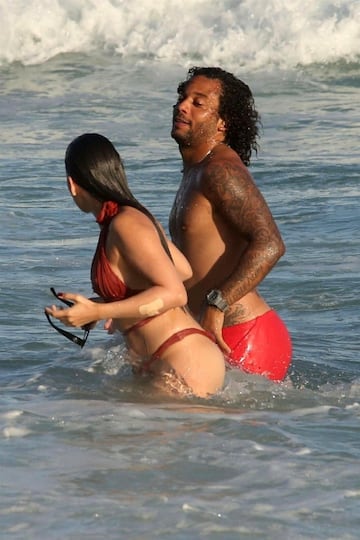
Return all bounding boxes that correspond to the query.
[202,158,285,306]
[199,159,284,351]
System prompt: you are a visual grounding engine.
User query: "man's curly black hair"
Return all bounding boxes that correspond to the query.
[177,66,261,166]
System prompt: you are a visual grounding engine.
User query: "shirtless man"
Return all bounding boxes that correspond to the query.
[169,66,292,381]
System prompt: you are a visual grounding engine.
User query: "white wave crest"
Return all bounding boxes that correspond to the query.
[0,0,359,70]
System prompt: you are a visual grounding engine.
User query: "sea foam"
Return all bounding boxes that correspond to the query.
[0,0,359,69]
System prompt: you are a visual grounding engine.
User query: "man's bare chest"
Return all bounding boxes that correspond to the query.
[169,186,211,245]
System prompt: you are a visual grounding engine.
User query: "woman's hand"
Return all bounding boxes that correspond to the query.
[104,318,116,334]
[45,293,101,328]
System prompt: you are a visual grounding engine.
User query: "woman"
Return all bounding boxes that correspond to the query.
[45,133,225,398]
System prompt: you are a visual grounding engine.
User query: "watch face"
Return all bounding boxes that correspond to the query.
[206,289,228,311]
[207,290,218,303]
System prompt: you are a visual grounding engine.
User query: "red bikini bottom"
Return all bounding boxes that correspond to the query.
[222,310,292,381]
[140,328,216,373]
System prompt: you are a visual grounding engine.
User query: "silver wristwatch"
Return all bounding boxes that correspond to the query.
[206,289,229,312]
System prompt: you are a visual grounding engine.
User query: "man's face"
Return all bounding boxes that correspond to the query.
[171,75,224,147]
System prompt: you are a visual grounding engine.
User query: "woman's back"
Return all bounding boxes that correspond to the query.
[45,133,225,398]
[94,204,225,397]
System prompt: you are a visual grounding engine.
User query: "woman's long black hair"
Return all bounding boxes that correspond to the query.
[65,133,172,258]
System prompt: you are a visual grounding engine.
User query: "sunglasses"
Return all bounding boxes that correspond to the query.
[45,287,90,348]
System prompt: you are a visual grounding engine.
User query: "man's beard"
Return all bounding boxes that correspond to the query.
[171,127,192,148]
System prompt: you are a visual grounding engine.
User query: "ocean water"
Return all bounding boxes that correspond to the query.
[0,1,359,538]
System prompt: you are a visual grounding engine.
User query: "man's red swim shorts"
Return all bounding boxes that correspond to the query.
[222,309,292,381]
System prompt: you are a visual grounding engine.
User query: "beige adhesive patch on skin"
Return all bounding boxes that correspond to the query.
[138,298,164,316]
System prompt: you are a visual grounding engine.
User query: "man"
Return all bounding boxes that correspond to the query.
[169,66,292,381]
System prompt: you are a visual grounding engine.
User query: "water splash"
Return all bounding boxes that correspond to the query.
[0,0,359,70]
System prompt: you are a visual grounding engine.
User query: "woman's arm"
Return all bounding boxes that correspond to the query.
[156,221,192,282]
[167,239,192,282]
[45,208,188,328]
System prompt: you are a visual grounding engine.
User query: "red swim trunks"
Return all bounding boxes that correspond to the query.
[222,310,292,381]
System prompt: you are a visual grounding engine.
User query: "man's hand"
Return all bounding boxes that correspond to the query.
[200,305,231,354]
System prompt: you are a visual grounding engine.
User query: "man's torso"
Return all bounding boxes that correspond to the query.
[169,160,268,322]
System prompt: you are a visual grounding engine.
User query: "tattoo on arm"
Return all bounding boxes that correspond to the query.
[203,161,284,304]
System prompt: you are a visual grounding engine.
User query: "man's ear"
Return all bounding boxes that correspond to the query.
[67,176,77,197]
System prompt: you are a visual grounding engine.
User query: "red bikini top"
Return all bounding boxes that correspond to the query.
[91,201,138,301]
